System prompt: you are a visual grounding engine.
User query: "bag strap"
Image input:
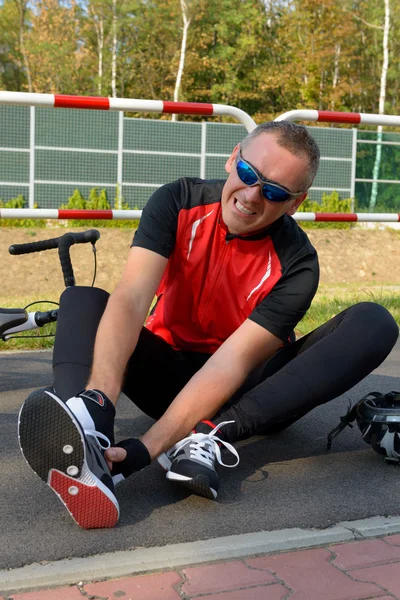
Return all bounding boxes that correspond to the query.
[326,392,383,450]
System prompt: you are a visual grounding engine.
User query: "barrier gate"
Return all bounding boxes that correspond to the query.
[0,91,399,223]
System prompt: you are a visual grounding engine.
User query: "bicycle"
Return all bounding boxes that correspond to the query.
[0,229,100,342]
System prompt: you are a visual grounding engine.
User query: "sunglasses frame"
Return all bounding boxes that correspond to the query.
[236,148,306,203]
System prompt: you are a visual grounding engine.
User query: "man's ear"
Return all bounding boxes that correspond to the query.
[225,143,240,174]
[286,192,308,216]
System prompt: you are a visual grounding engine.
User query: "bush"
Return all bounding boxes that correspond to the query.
[61,188,140,229]
[297,191,352,229]
[0,196,46,227]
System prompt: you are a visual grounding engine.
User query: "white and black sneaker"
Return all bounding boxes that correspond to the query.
[18,388,119,529]
[157,421,239,499]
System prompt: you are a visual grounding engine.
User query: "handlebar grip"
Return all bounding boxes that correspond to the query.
[69,230,100,245]
[9,236,60,255]
[58,233,76,287]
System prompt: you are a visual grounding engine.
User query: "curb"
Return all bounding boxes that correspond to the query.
[1,515,400,594]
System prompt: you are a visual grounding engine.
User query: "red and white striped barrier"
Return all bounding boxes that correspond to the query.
[0,209,399,222]
[276,109,400,127]
[0,91,257,132]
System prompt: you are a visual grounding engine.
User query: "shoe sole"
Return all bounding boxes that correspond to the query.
[166,471,217,500]
[18,389,119,529]
[157,452,171,471]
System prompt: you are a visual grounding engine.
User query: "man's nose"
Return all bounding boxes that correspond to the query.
[244,184,264,203]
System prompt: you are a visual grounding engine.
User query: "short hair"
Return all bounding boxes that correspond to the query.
[240,121,320,191]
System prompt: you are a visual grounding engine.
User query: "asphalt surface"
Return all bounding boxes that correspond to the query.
[1,341,399,571]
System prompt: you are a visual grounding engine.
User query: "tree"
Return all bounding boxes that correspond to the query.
[13,0,32,91]
[369,0,390,210]
[171,0,191,121]
[0,0,27,90]
[24,0,92,94]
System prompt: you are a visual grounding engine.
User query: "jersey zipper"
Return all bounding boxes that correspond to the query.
[198,238,232,327]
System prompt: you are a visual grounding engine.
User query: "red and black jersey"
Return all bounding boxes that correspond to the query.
[132,177,319,354]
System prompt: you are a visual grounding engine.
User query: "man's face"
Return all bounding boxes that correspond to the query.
[221,132,309,235]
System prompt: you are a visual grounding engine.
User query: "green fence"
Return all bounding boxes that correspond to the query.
[1,105,399,211]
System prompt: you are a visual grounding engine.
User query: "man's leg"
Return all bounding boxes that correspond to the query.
[213,302,399,442]
[18,285,207,526]
[18,286,121,528]
[162,302,398,499]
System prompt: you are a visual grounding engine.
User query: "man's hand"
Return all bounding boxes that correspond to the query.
[105,446,127,471]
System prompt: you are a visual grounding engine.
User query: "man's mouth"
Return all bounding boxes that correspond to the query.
[235,199,256,216]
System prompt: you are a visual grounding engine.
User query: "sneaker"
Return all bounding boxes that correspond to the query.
[18,388,119,529]
[157,421,239,499]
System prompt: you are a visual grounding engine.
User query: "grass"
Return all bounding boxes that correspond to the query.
[1,286,399,351]
[296,286,400,337]
[0,298,58,351]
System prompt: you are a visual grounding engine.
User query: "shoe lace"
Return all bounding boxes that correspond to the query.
[84,429,111,451]
[171,421,239,468]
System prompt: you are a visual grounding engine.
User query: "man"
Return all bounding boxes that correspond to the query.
[18,121,399,529]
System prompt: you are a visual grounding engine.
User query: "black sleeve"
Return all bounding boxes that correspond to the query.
[248,249,319,341]
[131,180,183,258]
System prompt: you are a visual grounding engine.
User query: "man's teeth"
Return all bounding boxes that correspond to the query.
[236,200,255,215]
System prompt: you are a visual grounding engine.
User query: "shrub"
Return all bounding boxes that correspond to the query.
[61,188,140,229]
[0,196,46,227]
[297,191,352,229]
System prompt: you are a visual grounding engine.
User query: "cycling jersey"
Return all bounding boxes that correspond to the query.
[132,177,319,354]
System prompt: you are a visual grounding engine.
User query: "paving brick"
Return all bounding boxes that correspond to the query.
[181,560,276,596]
[384,533,400,546]
[10,586,83,599]
[351,562,400,597]
[196,583,288,600]
[247,547,387,600]
[84,572,182,600]
[331,538,400,570]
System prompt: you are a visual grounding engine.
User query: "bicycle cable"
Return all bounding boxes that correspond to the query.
[24,300,59,310]
[5,300,60,341]
[91,243,97,287]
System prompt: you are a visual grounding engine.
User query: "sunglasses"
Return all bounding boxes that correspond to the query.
[236,149,305,203]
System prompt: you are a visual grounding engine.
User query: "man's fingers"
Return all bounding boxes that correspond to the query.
[105,446,127,471]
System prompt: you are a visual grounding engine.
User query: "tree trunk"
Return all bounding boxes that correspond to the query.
[111,0,117,98]
[369,0,390,210]
[91,11,104,96]
[172,0,190,122]
[14,0,32,92]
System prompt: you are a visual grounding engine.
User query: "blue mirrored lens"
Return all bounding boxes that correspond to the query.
[236,161,258,186]
[262,184,290,202]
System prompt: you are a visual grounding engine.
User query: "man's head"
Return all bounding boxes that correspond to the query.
[221,121,320,235]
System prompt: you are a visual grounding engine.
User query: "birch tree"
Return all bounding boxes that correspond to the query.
[171,0,191,121]
[111,0,117,97]
[369,0,390,210]
[87,1,108,95]
[13,0,32,91]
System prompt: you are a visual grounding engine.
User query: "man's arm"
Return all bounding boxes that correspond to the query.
[87,246,168,402]
[140,318,283,459]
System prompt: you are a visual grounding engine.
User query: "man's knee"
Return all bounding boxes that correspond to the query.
[348,301,399,350]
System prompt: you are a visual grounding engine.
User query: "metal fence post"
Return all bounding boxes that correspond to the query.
[117,110,124,207]
[350,127,357,212]
[29,106,35,209]
[200,121,207,179]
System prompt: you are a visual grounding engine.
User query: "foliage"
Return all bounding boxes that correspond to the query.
[0,196,46,227]
[1,0,399,122]
[60,187,140,228]
[297,191,352,229]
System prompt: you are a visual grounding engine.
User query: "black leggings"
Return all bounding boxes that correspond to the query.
[52,286,399,443]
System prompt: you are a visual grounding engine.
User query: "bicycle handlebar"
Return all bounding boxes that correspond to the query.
[0,308,58,339]
[8,229,100,255]
[8,229,100,287]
